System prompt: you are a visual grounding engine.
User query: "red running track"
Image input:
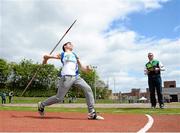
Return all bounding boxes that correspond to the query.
[0,111,179,132]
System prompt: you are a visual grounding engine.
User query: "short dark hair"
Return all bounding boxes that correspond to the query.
[62,42,71,52]
[148,52,153,56]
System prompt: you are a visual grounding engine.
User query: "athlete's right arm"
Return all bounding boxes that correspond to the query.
[42,54,61,64]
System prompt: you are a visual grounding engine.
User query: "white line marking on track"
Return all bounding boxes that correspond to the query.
[137,114,154,133]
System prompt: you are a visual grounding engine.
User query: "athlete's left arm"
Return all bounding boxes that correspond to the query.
[77,59,93,73]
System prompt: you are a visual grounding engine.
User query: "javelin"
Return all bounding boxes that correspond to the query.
[21,20,77,96]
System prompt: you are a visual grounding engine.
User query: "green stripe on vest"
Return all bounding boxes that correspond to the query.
[146,60,159,71]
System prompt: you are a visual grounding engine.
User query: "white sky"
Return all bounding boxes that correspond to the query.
[0,0,180,92]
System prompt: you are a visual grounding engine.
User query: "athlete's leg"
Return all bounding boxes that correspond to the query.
[42,76,75,107]
[73,76,95,113]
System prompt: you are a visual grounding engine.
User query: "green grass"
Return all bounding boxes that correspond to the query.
[10,97,48,104]
[1,97,180,115]
[0,106,180,115]
[9,97,121,104]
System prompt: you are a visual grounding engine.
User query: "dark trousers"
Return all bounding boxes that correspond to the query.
[148,75,164,107]
[9,96,12,103]
[2,98,6,104]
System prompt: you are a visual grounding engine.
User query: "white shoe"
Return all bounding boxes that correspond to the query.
[88,112,104,120]
[95,115,104,120]
[38,102,45,117]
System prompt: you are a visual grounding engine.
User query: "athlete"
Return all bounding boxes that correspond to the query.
[38,42,104,120]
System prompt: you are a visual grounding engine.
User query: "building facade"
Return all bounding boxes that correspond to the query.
[163,81,180,102]
[111,80,180,103]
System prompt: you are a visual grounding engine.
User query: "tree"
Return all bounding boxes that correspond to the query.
[69,69,98,98]
[0,58,10,88]
[7,59,59,96]
[0,58,111,98]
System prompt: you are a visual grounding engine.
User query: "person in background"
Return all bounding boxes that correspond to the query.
[1,92,6,104]
[9,91,13,103]
[144,52,165,109]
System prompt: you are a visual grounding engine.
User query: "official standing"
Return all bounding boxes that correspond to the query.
[145,52,165,109]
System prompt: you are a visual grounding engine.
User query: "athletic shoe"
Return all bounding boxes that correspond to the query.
[88,112,104,120]
[151,106,156,109]
[38,102,44,117]
[160,104,164,109]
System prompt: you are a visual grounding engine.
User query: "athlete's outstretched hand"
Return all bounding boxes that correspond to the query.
[42,54,50,64]
[86,65,93,72]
